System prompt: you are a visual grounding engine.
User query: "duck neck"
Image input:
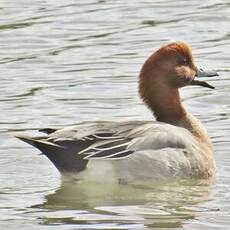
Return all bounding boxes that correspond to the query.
[140,80,212,147]
[140,78,187,125]
[148,86,186,124]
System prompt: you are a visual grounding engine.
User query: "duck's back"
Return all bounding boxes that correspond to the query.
[17,120,214,182]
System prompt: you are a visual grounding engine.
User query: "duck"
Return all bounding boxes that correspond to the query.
[17,42,219,183]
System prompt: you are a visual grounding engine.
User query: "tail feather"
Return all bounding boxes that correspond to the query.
[16,136,63,148]
[38,128,57,134]
[16,136,88,174]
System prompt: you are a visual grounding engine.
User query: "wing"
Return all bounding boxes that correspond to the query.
[16,120,197,175]
[44,121,149,160]
[77,133,134,159]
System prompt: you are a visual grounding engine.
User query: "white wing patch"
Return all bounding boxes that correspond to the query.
[78,133,134,160]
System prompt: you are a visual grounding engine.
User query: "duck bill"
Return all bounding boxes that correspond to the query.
[191,68,219,89]
[190,79,215,89]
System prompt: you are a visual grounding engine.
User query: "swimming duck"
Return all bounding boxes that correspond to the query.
[17,42,218,182]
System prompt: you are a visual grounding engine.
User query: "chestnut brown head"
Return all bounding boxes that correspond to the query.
[139,42,218,97]
[138,42,218,122]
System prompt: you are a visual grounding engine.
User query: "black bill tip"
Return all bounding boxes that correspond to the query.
[191,80,215,89]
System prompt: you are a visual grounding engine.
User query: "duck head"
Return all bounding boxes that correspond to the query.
[139,42,218,123]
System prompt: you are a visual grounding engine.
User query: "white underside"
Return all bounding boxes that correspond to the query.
[74,147,207,183]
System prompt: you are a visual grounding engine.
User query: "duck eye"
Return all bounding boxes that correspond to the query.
[181,58,189,65]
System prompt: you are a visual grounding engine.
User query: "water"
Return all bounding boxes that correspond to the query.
[0,0,229,229]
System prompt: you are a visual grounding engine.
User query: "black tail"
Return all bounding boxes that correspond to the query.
[16,136,88,174]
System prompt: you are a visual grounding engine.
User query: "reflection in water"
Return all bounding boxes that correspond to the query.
[32,180,214,229]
